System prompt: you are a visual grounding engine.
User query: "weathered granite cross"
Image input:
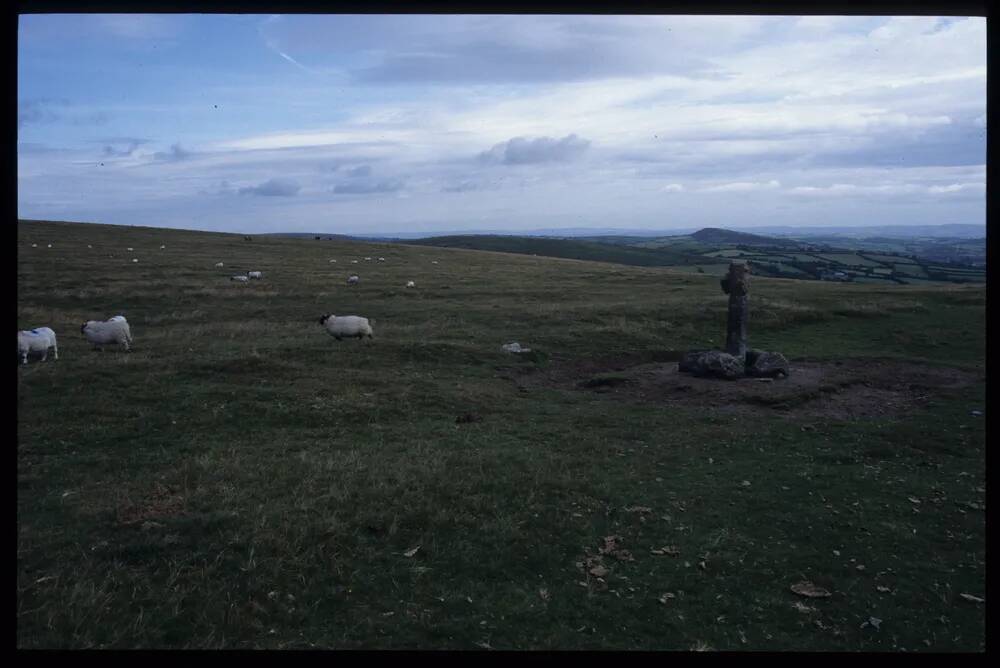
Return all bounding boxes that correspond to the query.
[720,261,750,360]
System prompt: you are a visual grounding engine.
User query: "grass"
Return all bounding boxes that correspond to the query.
[17,220,985,650]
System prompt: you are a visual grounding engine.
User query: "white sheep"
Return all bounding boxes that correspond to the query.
[347,274,360,286]
[246,270,263,280]
[365,257,372,261]
[87,244,93,249]
[431,260,439,265]
[329,259,337,263]
[351,260,358,264]
[18,327,58,364]
[81,316,132,351]
[215,262,224,268]
[132,258,139,263]
[231,275,249,282]
[127,247,133,251]
[47,244,52,248]
[406,280,415,288]
[378,257,385,262]
[31,243,37,248]
[159,245,166,249]
[319,314,374,341]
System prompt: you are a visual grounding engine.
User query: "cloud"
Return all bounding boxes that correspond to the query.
[479,134,591,165]
[332,179,403,194]
[660,183,685,192]
[238,178,301,196]
[100,137,148,157]
[199,180,236,196]
[153,143,193,162]
[17,98,69,127]
[928,182,985,195]
[345,164,372,178]
[443,180,481,193]
[702,180,780,192]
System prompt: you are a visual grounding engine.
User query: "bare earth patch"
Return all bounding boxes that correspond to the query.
[523,354,979,421]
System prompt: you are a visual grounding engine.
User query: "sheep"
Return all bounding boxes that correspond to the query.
[132,258,139,263]
[215,262,224,268]
[88,244,93,249]
[231,275,249,282]
[47,244,52,248]
[347,274,360,286]
[378,257,385,262]
[319,314,374,341]
[160,245,166,249]
[18,327,58,364]
[364,257,372,261]
[127,247,133,251]
[81,316,132,351]
[31,243,37,248]
[329,259,337,263]
[246,270,263,280]
[431,260,439,265]
[406,280,415,288]
[351,260,358,264]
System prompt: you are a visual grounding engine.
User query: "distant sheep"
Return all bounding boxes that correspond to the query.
[378,257,385,262]
[47,244,52,249]
[160,245,166,249]
[18,327,58,364]
[351,260,358,264]
[88,244,93,249]
[215,262,224,268]
[81,316,132,351]
[246,270,263,280]
[319,314,374,341]
[31,243,37,248]
[365,257,372,261]
[329,259,337,263]
[347,274,360,286]
[127,247,133,251]
[406,280,415,288]
[132,258,139,263]
[431,260,439,265]
[231,275,249,282]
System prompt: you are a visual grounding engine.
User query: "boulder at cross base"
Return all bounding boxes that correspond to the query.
[746,350,790,378]
[678,350,745,380]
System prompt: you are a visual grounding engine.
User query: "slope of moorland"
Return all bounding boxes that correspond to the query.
[17,219,984,650]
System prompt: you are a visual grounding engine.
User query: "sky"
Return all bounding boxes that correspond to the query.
[17,14,987,235]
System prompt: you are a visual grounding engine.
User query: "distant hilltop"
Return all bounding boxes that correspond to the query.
[689,227,787,246]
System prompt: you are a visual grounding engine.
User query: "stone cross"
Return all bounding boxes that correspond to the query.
[720,261,750,359]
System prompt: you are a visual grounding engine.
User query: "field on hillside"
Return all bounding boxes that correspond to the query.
[17,220,985,650]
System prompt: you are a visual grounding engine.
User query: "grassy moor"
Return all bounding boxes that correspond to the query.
[17,219,985,650]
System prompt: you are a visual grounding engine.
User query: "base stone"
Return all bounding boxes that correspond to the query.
[679,348,790,380]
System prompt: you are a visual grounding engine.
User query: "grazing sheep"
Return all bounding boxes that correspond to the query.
[231,275,249,282]
[351,260,358,264]
[88,244,92,249]
[329,259,337,263]
[347,274,360,286]
[365,257,372,261]
[81,316,132,351]
[18,327,58,364]
[215,262,224,268]
[319,314,374,341]
[246,270,263,280]
[160,245,166,249]
[47,244,52,248]
[406,280,415,288]
[31,243,37,248]
[127,247,133,251]
[378,257,385,262]
[132,258,139,263]
[431,260,439,265]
